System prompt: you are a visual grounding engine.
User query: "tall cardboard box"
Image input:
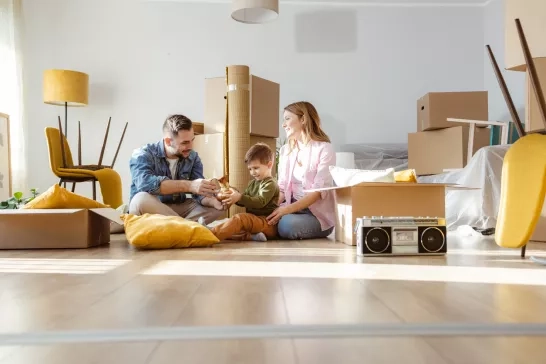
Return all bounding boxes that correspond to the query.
[192,122,205,135]
[408,125,491,175]
[417,91,488,131]
[204,75,280,138]
[193,133,278,179]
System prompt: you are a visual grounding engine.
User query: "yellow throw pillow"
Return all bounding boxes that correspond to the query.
[23,184,109,209]
[394,169,418,183]
[121,213,220,249]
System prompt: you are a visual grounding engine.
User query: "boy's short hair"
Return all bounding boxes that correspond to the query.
[245,142,274,165]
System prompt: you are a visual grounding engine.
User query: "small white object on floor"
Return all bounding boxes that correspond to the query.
[251,233,267,242]
[530,256,546,266]
[454,225,483,238]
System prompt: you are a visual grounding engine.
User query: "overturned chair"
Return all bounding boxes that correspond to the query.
[45,116,128,209]
[487,19,546,262]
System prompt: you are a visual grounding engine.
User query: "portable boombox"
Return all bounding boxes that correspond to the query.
[355,216,447,256]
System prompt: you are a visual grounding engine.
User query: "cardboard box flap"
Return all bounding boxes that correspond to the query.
[90,208,124,225]
[0,208,124,225]
[304,182,479,193]
[0,208,86,215]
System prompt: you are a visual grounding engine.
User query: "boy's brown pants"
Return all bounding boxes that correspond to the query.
[211,213,277,241]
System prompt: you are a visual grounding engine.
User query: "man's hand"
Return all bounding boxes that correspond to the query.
[221,188,242,206]
[190,179,217,197]
[266,206,290,225]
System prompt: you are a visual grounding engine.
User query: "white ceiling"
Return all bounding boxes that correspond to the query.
[142,0,492,6]
[281,0,487,3]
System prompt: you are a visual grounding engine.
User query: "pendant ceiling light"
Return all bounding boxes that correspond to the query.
[231,0,279,24]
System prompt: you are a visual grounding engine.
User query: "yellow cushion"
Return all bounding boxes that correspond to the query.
[394,169,418,183]
[22,184,109,209]
[121,213,220,249]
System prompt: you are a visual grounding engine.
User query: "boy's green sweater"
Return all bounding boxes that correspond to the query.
[236,177,279,216]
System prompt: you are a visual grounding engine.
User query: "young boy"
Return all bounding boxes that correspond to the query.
[200,142,279,242]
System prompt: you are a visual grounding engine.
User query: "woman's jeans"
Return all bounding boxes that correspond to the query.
[277,206,334,240]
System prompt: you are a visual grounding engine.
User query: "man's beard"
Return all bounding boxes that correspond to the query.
[166,145,183,158]
[167,145,191,158]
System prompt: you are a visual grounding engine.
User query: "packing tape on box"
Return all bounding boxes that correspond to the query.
[227,83,250,92]
[2,323,546,345]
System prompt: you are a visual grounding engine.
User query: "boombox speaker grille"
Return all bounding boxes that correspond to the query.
[419,226,446,253]
[365,227,391,254]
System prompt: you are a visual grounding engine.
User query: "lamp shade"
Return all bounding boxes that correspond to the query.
[231,0,278,24]
[43,69,89,106]
[505,0,546,71]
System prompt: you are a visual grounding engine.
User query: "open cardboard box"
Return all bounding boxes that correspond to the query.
[0,208,123,249]
[306,181,475,246]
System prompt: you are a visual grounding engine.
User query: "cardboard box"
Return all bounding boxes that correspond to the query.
[408,125,491,176]
[204,75,280,138]
[0,208,123,249]
[505,0,546,71]
[525,57,546,133]
[417,91,488,131]
[193,122,204,135]
[308,182,460,246]
[193,133,278,179]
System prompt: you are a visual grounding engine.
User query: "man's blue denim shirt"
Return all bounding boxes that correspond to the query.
[129,141,205,205]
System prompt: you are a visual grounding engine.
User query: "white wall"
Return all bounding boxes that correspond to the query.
[483,0,525,122]
[21,0,485,203]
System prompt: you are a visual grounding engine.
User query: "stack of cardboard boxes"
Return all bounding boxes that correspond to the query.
[408,91,491,176]
[193,74,280,181]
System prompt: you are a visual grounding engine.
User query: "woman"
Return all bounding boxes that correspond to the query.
[266,101,336,240]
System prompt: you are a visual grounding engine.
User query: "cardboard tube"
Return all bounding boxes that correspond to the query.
[227,65,251,216]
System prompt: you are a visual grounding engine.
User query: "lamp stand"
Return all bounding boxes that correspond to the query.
[64,102,68,137]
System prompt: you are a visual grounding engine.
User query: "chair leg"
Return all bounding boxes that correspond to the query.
[521,244,527,258]
[58,179,63,186]
[72,183,76,193]
[92,180,97,201]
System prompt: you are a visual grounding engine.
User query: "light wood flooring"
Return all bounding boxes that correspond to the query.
[0,232,546,363]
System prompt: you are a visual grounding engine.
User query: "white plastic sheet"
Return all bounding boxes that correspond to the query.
[336,143,408,171]
[418,145,509,231]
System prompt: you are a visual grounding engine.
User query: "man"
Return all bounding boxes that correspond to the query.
[128,114,224,224]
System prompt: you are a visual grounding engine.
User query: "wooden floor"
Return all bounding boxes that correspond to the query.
[0,232,546,363]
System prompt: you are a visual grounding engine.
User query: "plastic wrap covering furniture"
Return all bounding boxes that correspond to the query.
[418,145,509,231]
[336,143,408,171]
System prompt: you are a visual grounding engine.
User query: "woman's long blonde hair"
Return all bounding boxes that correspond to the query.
[284,101,331,154]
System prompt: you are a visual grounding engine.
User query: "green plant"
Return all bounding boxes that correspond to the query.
[0,188,39,209]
